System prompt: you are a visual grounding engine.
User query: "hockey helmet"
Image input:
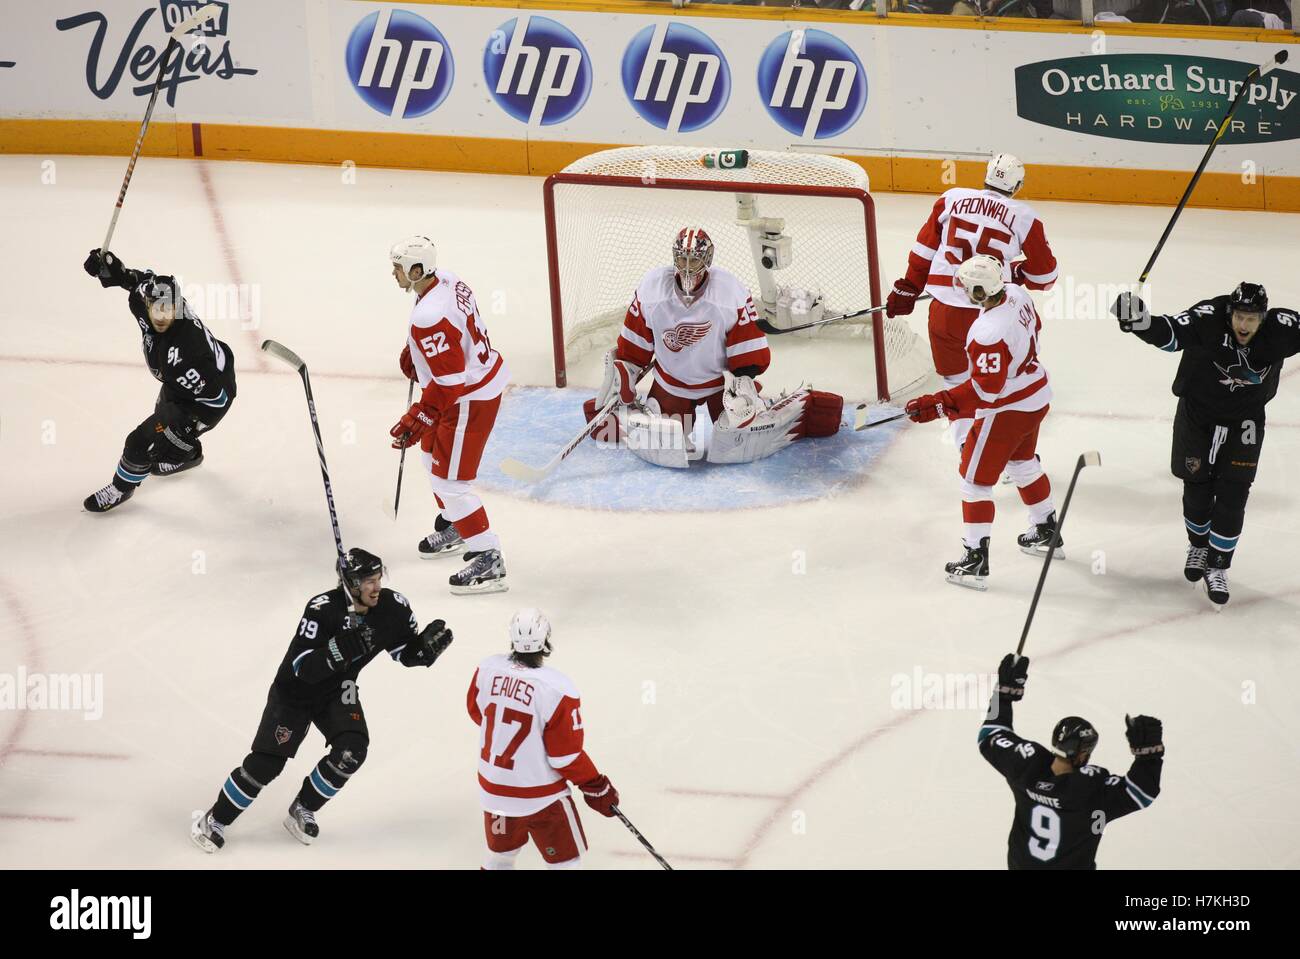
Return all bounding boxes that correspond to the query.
[955,255,1005,305]
[341,547,385,592]
[673,227,714,299]
[985,153,1025,196]
[390,236,437,288]
[1229,282,1267,316]
[1051,716,1099,766]
[509,608,553,656]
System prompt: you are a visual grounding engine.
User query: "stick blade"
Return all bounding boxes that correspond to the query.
[261,339,305,371]
[1080,450,1102,468]
[499,458,547,484]
[170,2,222,39]
[853,404,870,431]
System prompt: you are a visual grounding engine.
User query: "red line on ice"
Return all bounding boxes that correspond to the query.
[196,160,267,372]
[8,748,130,761]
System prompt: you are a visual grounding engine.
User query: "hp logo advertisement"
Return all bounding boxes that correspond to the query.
[346,9,454,119]
[758,30,866,140]
[484,16,591,126]
[622,23,730,134]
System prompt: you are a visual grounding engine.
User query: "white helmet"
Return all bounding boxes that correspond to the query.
[985,153,1025,196]
[390,235,436,287]
[955,255,1005,305]
[509,608,552,655]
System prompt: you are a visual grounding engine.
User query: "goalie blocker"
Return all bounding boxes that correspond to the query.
[582,370,842,468]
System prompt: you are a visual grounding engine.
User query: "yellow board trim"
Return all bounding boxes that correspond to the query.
[2,119,1296,212]
[371,0,1300,44]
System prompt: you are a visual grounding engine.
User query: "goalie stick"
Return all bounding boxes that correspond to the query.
[611,805,672,871]
[100,3,222,254]
[499,364,656,484]
[1015,451,1101,658]
[757,294,933,336]
[261,339,357,624]
[1136,49,1288,287]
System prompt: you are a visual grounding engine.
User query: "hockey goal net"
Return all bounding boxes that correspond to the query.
[543,145,932,403]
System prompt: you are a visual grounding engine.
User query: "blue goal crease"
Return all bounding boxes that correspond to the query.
[476,387,905,512]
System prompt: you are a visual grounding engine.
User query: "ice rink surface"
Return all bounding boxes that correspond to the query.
[1,155,1297,869]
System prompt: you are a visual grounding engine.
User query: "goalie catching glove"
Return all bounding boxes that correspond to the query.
[390,402,436,449]
[595,348,643,409]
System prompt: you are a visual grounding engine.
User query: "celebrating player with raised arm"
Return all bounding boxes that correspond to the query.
[584,226,842,468]
[979,654,1164,870]
[906,256,1059,590]
[190,549,453,853]
[887,154,1058,452]
[1113,283,1300,606]
[389,236,510,595]
[81,249,237,512]
[468,609,620,870]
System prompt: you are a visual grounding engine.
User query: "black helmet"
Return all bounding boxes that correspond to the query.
[1229,282,1267,315]
[1051,716,1099,766]
[141,274,182,311]
[341,548,384,592]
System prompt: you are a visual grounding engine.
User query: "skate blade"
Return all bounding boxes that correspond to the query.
[1019,545,1064,560]
[449,578,509,596]
[283,816,316,845]
[419,544,465,560]
[945,573,988,592]
[190,824,219,854]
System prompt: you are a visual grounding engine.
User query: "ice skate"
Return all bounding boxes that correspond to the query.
[1184,544,1208,583]
[190,808,225,853]
[945,538,989,591]
[284,800,319,845]
[83,480,134,513]
[1203,567,1229,608]
[449,549,508,595]
[418,524,464,559]
[1017,512,1064,559]
[151,441,204,477]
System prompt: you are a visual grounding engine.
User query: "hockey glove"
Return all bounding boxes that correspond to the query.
[995,653,1029,700]
[409,619,453,667]
[905,390,957,424]
[886,279,921,318]
[1125,714,1164,756]
[1112,292,1149,333]
[84,248,130,288]
[328,625,376,668]
[579,774,619,818]
[596,349,642,409]
[1009,262,1028,286]
[390,403,436,449]
[399,345,417,382]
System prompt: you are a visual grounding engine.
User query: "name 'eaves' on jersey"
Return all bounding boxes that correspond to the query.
[978,716,1162,869]
[122,271,236,412]
[1132,296,1300,421]
[271,587,424,704]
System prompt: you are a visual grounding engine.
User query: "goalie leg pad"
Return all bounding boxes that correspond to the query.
[708,388,830,464]
[625,401,692,469]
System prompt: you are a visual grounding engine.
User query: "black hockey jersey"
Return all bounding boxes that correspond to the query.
[1130,295,1300,421]
[271,587,427,705]
[111,266,237,411]
[979,709,1162,870]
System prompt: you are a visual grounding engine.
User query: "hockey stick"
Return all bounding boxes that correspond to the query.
[100,3,222,253]
[393,378,415,519]
[758,295,933,336]
[1136,49,1288,286]
[261,339,356,620]
[1015,451,1101,658]
[499,364,657,484]
[853,405,935,431]
[611,805,672,871]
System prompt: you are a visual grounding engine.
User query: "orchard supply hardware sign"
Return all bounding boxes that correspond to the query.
[1016,55,1299,144]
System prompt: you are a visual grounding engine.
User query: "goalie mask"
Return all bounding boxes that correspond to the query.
[673,227,714,303]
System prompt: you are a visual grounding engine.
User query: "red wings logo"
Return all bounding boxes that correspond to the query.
[662,321,711,352]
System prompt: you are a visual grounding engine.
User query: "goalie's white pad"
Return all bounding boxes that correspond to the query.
[708,387,843,464]
[624,401,695,469]
[721,374,761,425]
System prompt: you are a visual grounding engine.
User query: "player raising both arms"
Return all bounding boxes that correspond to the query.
[1113,283,1300,606]
[390,236,510,595]
[979,654,1164,870]
[887,154,1058,452]
[585,227,842,468]
[468,609,620,870]
[81,249,237,512]
[190,549,453,853]
[906,256,1058,590]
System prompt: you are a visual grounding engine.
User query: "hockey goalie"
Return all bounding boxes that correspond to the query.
[581,227,843,468]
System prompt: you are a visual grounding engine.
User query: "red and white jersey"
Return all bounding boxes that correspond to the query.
[407,269,509,410]
[953,285,1051,418]
[615,266,770,401]
[904,187,1058,309]
[467,655,599,818]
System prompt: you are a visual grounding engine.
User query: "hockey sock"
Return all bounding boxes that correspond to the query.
[212,756,281,825]
[1182,480,1214,547]
[114,456,151,491]
[297,741,366,813]
[1006,458,1054,523]
[1207,480,1249,569]
[961,501,995,548]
